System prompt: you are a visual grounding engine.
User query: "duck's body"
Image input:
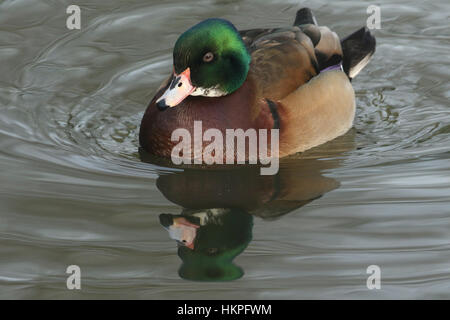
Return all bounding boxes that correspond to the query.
[139,8,375,160]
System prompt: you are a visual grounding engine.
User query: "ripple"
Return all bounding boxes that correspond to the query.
[0,0,449,299]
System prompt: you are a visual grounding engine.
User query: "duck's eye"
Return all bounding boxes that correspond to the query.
[203,52,214,63]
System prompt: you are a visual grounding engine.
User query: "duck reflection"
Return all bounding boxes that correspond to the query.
[159,208,252,281]
[140,131,355,281]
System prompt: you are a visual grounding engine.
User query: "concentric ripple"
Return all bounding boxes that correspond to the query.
[0,0,449,299]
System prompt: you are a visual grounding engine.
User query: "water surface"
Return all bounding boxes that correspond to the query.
[0,0,449,299]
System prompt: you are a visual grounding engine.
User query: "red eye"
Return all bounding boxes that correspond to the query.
[203,52,214,62]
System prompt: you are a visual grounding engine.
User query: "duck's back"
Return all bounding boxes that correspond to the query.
[241,8,375,100]
[237,8,375,156]
[240,11,346,100]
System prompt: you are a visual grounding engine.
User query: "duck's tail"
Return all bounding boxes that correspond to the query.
[294,7,318,26]
[341,27,376,79]
[294,8,376,80]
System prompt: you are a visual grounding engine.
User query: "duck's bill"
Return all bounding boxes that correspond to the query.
[156,68,195,111]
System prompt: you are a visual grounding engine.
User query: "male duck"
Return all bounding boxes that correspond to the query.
[139,8,375,160]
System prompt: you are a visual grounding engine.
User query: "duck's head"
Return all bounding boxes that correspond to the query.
[156,18,251,110]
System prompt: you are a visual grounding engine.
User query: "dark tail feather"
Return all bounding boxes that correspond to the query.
[294,8,321,46]
[294,8,318,26]
[341,27,376,79]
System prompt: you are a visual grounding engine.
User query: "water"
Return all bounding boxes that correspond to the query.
[0,0,449,299]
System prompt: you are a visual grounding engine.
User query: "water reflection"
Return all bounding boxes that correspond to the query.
[140,131,355,281]
[160,209,252,281]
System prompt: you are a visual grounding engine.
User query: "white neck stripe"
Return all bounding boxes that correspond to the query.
[190,86,227,97]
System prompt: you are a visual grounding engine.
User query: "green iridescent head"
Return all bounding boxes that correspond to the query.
[174,18,250,95]
[155,18,251,110]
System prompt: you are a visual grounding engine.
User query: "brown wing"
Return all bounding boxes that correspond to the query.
[239,24,343,101]
[243,27,318,100]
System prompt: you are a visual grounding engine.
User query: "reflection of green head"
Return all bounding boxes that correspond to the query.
[177,208,253,281]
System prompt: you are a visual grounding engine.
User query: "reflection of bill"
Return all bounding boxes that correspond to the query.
[160,215,199,250]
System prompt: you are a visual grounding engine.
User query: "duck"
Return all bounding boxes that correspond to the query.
[139,8,375,162]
